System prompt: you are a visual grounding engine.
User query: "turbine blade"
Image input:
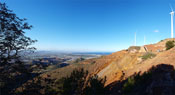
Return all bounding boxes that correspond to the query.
[170,3,174,11]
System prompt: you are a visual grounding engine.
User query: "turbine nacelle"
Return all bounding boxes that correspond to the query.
[170,11,174,15]
[170,4,174,15]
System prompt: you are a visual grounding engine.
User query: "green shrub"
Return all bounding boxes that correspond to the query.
[91,61,96,65]
[74,58,85,63]
[122,77,135,93]
[55,68,107,95]
[166,41,175,50]
[141,52,156,60]
[122,64,174,95]
[83,75,106,95]
[122,72,152,95]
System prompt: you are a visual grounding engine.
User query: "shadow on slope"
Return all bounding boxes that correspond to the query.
[107,64,175,95]
[12,64,175,95]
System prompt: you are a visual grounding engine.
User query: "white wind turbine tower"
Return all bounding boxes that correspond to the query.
[170,4,174,38]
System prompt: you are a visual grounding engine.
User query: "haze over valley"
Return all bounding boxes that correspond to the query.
[2,0,175,95]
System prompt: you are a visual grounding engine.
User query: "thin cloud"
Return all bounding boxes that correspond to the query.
[154,30,159,33]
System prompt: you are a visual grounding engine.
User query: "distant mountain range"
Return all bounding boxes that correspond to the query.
[35,50,113,55]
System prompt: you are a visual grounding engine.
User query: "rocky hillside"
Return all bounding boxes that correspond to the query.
[41,38,175,89]
[13,38,175,95]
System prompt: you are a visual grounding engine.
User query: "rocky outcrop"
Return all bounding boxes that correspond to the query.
[41,38,175,91]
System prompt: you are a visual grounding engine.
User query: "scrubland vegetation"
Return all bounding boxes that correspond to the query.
[166,40,175,50]
[141,52,156,60]
[1,2,175,95]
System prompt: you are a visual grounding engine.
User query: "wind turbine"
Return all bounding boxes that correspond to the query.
[170,4,174,38]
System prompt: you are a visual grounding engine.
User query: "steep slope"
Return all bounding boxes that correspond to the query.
[41,50,128,80]
[41,49,142,86]
[41,38,175,88]
[96,52,141,85]
[88,38,175,86]
[125,47,175,77]
[144,38,175,52]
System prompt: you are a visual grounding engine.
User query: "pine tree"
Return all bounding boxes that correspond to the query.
[0,3,37,65]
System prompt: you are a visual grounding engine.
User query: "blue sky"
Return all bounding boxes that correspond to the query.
[1,0,175,52]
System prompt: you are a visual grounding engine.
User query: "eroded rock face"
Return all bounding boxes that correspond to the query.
[144,38,175,53]
[128,46,141,53]
[92,39,175,86]
[95,51,141,86]
[40,39,175,95]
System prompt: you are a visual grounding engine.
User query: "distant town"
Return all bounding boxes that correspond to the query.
[20,51,112,73]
